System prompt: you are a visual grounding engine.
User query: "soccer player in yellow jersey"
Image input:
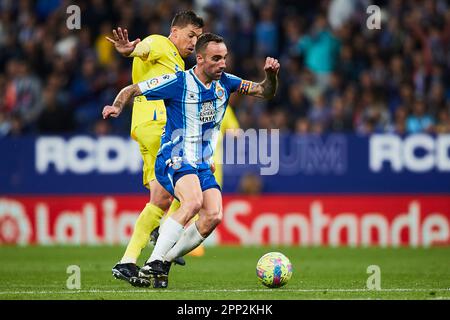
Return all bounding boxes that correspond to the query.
[213,108,240,187]
[107,11,204,287]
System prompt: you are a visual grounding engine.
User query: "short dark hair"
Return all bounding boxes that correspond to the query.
[195,33,224,53]
[171,10,204,29]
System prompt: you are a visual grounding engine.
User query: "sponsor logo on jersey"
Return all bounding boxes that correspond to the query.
[199,101,215,123]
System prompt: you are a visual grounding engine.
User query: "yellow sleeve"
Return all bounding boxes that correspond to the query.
[129,36,162,62]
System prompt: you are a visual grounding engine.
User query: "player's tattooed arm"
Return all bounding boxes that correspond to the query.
[238,57,280,99]
[102,84,142,119]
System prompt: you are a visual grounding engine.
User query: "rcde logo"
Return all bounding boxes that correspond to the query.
[370,134,450,173]
[35,137,142,174]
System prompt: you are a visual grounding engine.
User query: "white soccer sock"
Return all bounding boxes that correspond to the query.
[120,257,136,264]
[148,217,184,263]
[164,222,205,262]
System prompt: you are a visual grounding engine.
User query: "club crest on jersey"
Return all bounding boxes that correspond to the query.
[216,86,225,99]
[171,156,182,170]
[199,101,215,123]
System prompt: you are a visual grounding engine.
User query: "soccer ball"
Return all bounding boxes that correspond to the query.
[256,252,293,288]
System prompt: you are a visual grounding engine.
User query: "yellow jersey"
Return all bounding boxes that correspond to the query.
[213,106,240,186]
[221,107,239,133]
[130,35,185,135]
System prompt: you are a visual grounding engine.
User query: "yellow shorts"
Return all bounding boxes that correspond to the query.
[132,120,166,189]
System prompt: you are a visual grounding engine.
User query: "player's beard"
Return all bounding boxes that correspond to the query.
[210,69,223,80]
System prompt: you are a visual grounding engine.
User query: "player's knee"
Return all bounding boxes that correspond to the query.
[182,197,203,217]
[210,208,223,227]
[202,207,222,232]
[215,212,223,228]
[150,192,172,211]
[149,180,172,211]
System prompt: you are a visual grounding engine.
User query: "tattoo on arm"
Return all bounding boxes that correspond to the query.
[112,84,141,110]
[113,99,125,109]
[261,75,277,99]
[239,75,277,99]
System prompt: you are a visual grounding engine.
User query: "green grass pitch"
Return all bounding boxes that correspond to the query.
[0,246,449,300]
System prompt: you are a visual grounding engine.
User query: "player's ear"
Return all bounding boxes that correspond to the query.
[170,26,178,38]
[196,53,203,64]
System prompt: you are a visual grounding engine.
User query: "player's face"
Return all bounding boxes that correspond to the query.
[172,24,203,58]
[199,42,228,80]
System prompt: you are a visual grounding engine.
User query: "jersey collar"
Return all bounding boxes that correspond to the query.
[189,67,215,91]
[168,39,181,57]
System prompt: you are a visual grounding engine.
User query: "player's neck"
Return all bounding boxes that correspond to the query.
[168,34,180,54]
[193,67,212,88]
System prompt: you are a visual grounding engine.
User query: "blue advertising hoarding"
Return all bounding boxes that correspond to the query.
[1,133,449,194]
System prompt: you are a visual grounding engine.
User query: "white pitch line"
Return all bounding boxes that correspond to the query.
[0,288,449,295]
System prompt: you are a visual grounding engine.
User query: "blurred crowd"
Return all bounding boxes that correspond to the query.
[0,0,449,137]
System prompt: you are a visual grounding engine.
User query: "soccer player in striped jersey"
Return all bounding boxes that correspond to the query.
[102,33,280,288]
[106,11,203,287]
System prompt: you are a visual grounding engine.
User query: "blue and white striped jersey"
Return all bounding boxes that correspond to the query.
[138,67,243,169]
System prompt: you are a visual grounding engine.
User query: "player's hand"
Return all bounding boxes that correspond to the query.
[105,27,141,57]
[210,162,216,174]
[102,105,122,119]
[263,57,280,77]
